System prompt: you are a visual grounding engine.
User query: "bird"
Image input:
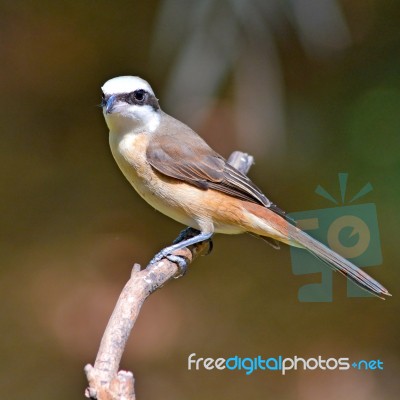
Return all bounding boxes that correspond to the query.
[100,75,390,299]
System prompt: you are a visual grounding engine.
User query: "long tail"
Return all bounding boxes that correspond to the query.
[289,227,390,298]
[241,202,391,298]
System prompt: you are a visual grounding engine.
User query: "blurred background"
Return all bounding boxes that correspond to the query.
[1,1,399,399]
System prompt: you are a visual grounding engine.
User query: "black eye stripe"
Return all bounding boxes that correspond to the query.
[101,91,160,110]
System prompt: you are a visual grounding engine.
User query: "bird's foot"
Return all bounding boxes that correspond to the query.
[166,254,189,278]
[149,247,189,278]
[149,231,213,277]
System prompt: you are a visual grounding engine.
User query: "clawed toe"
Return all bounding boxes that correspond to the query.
[166,254,189,278]
[150,231,213,276]
[149,250,188,278]
[149,250,166,265]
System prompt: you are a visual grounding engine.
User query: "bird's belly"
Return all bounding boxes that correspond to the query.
[116,158,200,229]
[118,162,245,234]
[134,178,202,229]
[135,177,246,235]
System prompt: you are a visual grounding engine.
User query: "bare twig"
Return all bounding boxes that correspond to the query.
[226,151,254,175]
[84,151,254,400]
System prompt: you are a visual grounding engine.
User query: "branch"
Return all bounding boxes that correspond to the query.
[84,151,254,400]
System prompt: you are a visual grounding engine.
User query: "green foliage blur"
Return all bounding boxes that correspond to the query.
[0,1,399,399]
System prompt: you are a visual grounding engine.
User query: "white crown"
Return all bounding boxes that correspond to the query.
[102,76,155,96]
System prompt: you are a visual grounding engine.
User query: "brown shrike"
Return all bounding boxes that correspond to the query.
[101,76,390,298]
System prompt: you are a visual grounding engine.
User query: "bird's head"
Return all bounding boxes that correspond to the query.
[101,76,161,133]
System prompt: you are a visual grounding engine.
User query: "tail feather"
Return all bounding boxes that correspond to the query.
[240,201,391,299]
[290,227,391,299]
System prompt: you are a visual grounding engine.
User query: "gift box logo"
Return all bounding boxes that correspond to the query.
[288,173,382,302]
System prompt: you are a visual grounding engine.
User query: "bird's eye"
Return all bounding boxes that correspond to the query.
[101,93,107,106]
[133,89,146,102]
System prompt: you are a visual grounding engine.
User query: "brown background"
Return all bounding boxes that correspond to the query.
[0,1,399,399]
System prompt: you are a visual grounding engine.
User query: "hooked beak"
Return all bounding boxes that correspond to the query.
[105,94,117,114]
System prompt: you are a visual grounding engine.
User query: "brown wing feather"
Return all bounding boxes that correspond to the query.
[146,132,224,189]
[146,117,288,219]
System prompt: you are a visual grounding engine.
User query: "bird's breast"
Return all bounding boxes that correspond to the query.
[109,131,202,227]
[110,131,166,200]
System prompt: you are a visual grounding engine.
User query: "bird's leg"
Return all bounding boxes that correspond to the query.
[172,227,201,244]
[150,231,213,277]
[173,227,214,253]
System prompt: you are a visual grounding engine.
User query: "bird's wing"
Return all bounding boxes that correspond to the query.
[146,127,288,219]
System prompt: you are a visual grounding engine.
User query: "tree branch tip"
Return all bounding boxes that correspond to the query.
[84,365,98,399]
[117,370,134,378]
[131,263,141,276]
[84,364,95,381]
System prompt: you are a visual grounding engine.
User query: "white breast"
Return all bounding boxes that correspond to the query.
[109,131,204,229]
